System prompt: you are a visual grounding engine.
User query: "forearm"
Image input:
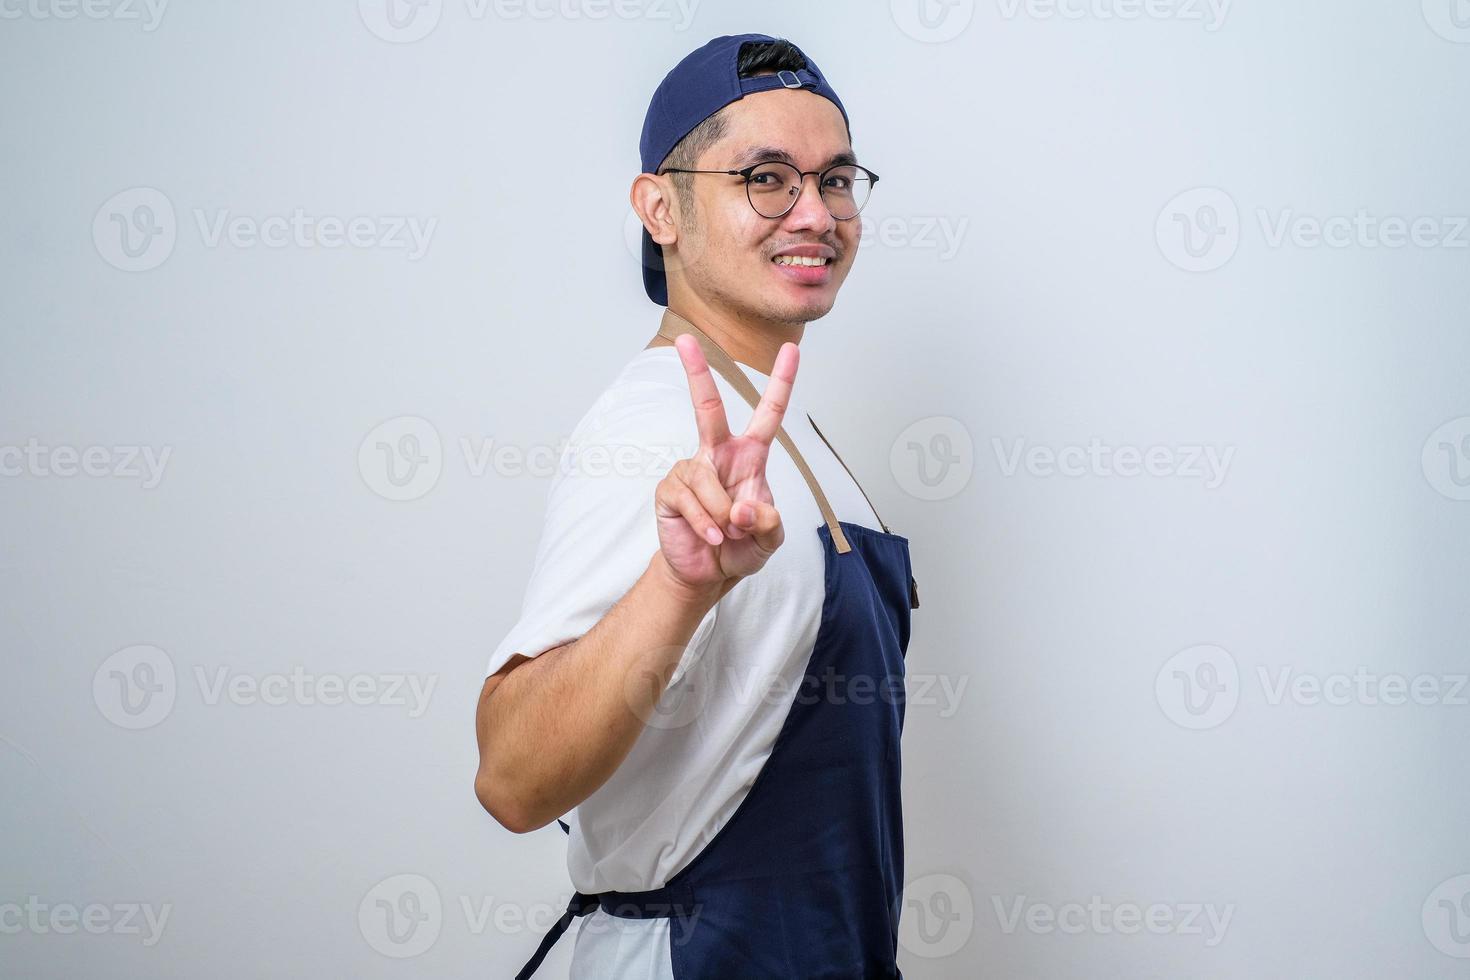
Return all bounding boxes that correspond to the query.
[475,551,724,832]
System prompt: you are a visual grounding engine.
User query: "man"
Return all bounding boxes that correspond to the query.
[475,33,918,979]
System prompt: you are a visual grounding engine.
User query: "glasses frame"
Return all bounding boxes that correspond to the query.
[656,160,881,221]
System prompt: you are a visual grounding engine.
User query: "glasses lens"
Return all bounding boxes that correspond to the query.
[744,162,876,219]
[746,161,802,218]
[819,166,873,220]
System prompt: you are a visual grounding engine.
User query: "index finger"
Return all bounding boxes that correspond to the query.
[743,342,799,445]
[673,333,732,449]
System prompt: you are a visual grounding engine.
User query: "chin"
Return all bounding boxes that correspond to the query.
[780,288,838,323]
[795,297,836,322]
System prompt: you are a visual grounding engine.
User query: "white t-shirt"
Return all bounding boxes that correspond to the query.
[487,343,883,979]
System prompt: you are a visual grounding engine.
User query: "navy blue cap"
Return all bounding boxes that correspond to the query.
[638,33,851,306]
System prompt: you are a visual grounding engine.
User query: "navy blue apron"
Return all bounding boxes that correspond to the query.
[515,309,919,979]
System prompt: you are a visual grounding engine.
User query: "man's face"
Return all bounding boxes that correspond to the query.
[669,88,862,326]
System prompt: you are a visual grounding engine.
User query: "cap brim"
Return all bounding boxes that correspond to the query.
[641,227,668,306]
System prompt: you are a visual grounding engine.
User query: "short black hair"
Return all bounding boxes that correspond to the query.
[735,37,808,77]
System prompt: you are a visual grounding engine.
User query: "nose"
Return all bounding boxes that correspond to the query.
[782,172,837,235]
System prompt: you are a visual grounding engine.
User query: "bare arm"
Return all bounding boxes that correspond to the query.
[474,552,727,833]
[475,333,797,834]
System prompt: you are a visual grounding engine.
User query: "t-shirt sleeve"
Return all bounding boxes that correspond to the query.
[486,380,718,680]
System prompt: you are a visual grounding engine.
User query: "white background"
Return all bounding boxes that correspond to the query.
[2,1,1469,977]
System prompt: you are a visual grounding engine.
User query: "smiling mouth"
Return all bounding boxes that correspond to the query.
[772,255,831,267]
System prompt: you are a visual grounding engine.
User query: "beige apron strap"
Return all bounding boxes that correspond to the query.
[806,412,917,606]
[803,413,890,535]
[645,308,853,555]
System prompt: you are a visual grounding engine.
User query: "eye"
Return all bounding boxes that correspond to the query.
[747,162,799,192]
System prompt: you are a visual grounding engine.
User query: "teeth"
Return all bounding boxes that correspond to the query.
[774,255,829,267]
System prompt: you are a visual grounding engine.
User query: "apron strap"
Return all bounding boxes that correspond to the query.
[514,884,699,979]
[513,891,599,980]
[645,308,853,555]
[804,412,890,535]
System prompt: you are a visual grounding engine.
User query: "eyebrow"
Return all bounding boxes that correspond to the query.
[731,145,859,170]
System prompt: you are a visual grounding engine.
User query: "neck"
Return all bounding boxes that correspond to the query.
[661,291,804,376]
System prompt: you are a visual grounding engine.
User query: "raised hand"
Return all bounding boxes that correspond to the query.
[653,333,798,601]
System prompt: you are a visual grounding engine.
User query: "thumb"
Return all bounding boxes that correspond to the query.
[740,500,784,555]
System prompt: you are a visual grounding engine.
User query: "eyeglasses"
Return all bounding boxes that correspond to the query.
[657,160,880,221]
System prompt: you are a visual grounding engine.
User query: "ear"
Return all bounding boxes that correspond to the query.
[630,173,679,247]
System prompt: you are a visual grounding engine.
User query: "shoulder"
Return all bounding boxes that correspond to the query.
[571,346,693,446]
[541,347,697,496]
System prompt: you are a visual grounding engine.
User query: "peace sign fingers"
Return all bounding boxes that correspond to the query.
[674,333,732,450]
[743,342,800,446]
